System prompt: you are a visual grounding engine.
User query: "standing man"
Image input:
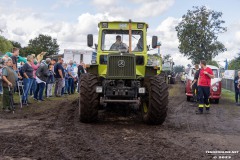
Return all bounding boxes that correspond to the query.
[54,57,65,97]
[34,58,51,102]
[234,71,240,106]
[197,60,214,114]
[11,47,19,72]
[1,58,18,111]
[67,60,75,94]
[191,64,200,103]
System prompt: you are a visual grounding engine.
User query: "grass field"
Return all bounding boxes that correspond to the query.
[221,88,235,102]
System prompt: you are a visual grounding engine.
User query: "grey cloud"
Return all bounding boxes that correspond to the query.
[12,28,26,36]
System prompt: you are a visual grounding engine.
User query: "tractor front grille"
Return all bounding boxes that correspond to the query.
[107,54,136,79]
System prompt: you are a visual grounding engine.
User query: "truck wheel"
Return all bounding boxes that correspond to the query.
[142,75,168,125]
[215,99,219,104]
[187,96,191,101]
[80,73,99,123]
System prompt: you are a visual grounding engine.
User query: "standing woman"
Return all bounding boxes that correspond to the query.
[22,55,34,105]
[30,56,40,97]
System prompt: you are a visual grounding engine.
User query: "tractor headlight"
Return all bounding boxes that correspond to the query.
[102,22,108,28]
[212,86,218,92]
[137,23,144,29]
[168,75,171,78]
[139,87,145,94]
[96,86,103,93]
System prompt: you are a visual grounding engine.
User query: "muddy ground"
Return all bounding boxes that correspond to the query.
[0,81,240,160]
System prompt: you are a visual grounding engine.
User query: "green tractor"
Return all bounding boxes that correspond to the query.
[80,20,168,125]
[162,59,176,84]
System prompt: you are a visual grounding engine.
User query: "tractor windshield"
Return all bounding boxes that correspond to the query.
[101,30,143,52]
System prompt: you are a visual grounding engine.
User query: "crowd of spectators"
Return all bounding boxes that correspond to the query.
[0,47,86,112]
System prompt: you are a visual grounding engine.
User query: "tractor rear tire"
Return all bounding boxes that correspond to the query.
[80,73,99,123]
[142,75,168,125]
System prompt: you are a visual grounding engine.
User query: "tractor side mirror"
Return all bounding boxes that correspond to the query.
[152,36,158,48]
[87,34,93,47]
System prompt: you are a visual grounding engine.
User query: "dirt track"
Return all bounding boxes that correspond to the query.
[0,82,240,160]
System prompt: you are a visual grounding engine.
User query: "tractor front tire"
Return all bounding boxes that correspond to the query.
[80,73,99,123]
[142,75,168,125]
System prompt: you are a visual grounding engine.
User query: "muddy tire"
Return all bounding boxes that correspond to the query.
[170,77,175,84]
[80,73,99,123]
[142,75,168,125]
[187,96,191,102]
[215,99,219,104]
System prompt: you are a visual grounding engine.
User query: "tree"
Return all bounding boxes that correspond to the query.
[174,65,185,73]
[228,53,240,70]
[163,54,171,61]
[175,6,227,64]
[11,41,22,49]
[0,36,13,53]
[207,60,219,67]
[24,34,59,58]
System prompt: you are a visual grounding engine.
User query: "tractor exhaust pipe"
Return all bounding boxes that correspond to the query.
[129,19,132,53]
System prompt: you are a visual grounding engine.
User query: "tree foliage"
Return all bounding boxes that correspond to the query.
[228,53,240,70]
[0,36,13,53]
[174,65,185,73]
[11,41,22,49]
[163,54,171,61]
[175,6,227,64]
[207,60,219,67]
[22,34,59,57]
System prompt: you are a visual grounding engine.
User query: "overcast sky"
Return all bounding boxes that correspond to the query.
[0,0,240,66]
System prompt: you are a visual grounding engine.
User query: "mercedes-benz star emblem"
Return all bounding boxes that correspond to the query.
[118,60,125,68]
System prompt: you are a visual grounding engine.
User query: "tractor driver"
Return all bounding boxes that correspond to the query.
[110,35,128,51]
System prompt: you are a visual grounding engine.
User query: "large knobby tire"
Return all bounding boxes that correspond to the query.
[142,75,168,125]
[80,73,99,123]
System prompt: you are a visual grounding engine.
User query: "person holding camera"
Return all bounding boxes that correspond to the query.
[34,58,51,102]
[234,71,240,106]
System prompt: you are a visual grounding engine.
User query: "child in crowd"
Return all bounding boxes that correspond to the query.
[46,64,54,98]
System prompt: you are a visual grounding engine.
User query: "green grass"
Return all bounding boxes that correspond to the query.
[221,89,235,102]
[0,92,79,110]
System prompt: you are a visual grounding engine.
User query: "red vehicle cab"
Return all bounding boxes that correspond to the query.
[185,65,222,104]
